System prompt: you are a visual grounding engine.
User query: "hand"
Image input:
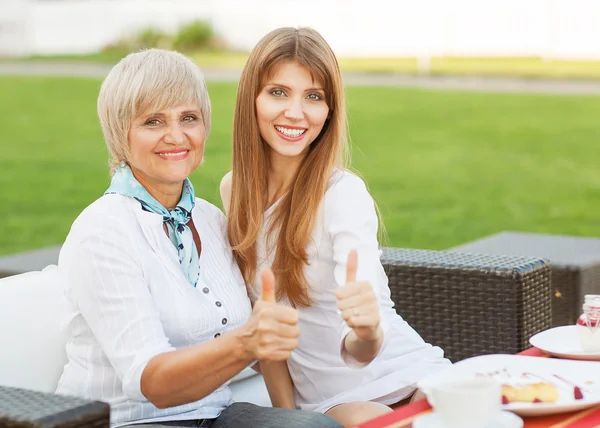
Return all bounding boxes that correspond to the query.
[335,250,382,342]
[240,268,300,362]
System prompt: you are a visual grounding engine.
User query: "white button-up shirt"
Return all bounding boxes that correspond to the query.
[56,194,252,427]
[254,170,451,413]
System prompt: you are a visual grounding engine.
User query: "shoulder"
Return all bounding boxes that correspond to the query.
[62,194,141,257]
[324,169,372,204]
[194,197,226,221]
[322,169,377,227]
[219,171,233,213]
[71,194,138,232]
[193,197,228,238]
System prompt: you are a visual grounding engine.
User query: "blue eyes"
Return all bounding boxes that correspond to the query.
[268,89,324,101]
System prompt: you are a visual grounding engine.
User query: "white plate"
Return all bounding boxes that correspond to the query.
[529,326,600,361]
[413,410,523,428]
[417,354,600,417]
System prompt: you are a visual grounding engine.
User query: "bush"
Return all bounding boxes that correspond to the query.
[102,26,171,55]
[102,20,219,56]
[133,26,171,50]
[172,20,214,52]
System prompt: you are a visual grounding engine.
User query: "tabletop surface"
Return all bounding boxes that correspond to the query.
[355,347,600,428]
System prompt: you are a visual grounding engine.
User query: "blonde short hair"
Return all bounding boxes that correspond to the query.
[97,49,211,174]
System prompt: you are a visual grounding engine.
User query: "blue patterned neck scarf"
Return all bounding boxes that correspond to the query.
[105,165,199,287]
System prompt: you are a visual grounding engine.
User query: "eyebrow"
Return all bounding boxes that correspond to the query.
[266,83,325,92]
[142,109,201,118]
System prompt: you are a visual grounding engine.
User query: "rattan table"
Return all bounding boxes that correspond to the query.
[380,248,552,362]
[450,231,600,326]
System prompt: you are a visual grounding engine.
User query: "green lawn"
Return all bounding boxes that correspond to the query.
[0,76,599,256]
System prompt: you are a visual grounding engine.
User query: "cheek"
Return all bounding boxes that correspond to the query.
[256,96,278,126]
[128,131,157,159]
[256,100,273,137]
[310,106,330,132]
[188,125,207,151]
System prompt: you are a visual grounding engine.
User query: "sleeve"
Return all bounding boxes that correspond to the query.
[60,213,176,401]
[323,173,391,367]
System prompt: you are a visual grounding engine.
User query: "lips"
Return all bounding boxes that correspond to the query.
[274,125,307,141]
[156,150,189,160]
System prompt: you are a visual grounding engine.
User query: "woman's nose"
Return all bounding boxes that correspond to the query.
[163,122,186,144]
[284,98,304,121]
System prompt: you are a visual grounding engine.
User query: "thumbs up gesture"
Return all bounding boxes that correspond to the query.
[334,250,382,342]
[240,268,300,362]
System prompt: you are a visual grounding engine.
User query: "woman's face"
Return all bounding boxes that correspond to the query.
[255,61,330,164]
[127,103,206,191]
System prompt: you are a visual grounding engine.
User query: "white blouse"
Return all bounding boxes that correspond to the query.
[55,194,252,427]
[254,170,452,413]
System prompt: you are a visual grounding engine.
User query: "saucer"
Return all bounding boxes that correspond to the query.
[413,410,523,428]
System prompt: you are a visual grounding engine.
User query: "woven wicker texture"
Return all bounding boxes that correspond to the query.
[0,385,109,428]
[380,248,552,362]
[450,231,600,326]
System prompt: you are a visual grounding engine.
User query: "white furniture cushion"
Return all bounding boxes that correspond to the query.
[0,265,68,392]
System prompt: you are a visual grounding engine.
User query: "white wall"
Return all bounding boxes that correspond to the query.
[2,0,600,59]
[0,0,31,56]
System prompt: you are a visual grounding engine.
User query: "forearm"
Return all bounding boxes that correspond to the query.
[141,327,253,408]
[343,325,384,363]
[260,360,296,409]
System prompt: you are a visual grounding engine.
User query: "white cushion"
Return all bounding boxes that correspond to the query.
[230,370,271,407]
[0,265,68,392]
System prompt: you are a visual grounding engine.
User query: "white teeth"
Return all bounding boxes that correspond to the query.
[275,126,306,137]
[158,151,187,157]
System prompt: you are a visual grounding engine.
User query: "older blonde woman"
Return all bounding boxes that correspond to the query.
[55,49,341,428]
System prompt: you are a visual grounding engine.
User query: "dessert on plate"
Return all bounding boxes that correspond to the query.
[477,370,559,404]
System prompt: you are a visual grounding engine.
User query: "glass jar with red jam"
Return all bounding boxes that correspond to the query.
[577,294,600,352]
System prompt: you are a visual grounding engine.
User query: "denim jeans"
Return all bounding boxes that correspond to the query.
[124,402,342,428]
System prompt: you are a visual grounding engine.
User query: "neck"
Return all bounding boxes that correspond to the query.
[267,151,305,205]
[130,167,183,209]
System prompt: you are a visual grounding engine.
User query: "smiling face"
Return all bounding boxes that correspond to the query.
[255,61,330,165]
[127,103,206,196]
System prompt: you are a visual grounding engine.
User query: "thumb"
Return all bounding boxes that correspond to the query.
[346,249,358,284]
[260,267,276,303]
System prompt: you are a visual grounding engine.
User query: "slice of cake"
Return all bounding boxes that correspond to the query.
[502,382,559,403]
[477,369,559,404]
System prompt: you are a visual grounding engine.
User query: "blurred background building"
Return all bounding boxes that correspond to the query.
[1,0,599,60]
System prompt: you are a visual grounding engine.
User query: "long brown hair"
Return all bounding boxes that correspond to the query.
[228,27,348,307]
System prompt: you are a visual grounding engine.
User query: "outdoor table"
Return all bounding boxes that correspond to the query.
[355,348,600,428]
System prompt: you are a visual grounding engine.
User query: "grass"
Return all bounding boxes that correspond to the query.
[6,51,600,80]
[0,76,599,256]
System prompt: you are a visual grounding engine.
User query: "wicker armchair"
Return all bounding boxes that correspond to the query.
[0,385,110,427]
[381,248,553,362]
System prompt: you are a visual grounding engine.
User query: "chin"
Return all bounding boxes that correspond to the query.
[158,166,193,183]
[273,145,309,159]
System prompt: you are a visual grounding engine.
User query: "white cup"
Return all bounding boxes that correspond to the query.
[427,377,502,428]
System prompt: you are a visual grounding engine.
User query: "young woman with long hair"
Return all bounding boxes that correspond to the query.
[221,27,451,427]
